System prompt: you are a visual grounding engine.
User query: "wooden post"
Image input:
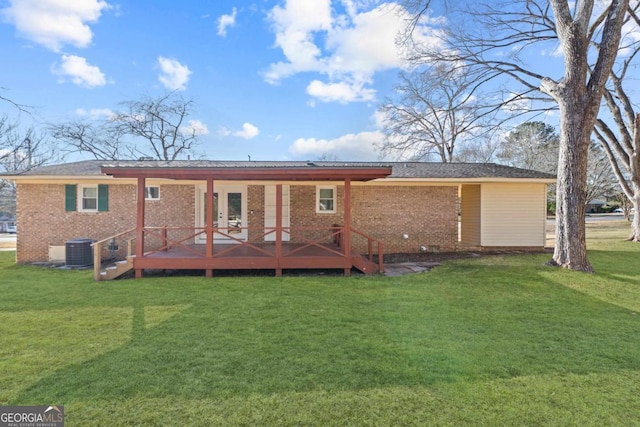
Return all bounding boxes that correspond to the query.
[161,226,168,251]
[93,242,101,281]
[206,178,214,278]
[343,178,352,276]
[275,184,283,277]
[135,176,146,279]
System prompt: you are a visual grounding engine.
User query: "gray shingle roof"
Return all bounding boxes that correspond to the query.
[4,159,556,180]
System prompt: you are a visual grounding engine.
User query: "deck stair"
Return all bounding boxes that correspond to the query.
[92,228,137,281]
[98,257,134,281]
[351,255,380,275]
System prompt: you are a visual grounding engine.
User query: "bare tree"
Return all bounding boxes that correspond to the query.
[610,190,634,220]
[0,88,29,115]
[498,122,559,174]
[403,0,634,272]
[113,92,200,161]
[497,122,614,207]
[0,116,55,173]
[455,134,502,163]
[0,116,59,216]
[593,48,640,240]
[379,64,494,162]
[51,120,126,160]
[585,143,618,211]
[50,92,202,161]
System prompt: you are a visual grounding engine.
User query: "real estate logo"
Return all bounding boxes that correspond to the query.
[0,405,64,427]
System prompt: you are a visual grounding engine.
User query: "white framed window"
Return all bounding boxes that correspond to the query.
[145,186,160,200]
[79,185,98,212]
[316,185,336,213]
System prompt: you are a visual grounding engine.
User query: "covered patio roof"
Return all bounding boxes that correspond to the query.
[101,162,393,181]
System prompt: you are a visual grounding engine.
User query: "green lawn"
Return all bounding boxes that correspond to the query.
[1,222,639,426]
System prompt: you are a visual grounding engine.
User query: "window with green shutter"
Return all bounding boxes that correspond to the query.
[98,184,109,211]
[65,184,77,212]
[66,184,109,212]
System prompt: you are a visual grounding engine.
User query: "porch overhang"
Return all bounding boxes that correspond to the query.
[99,163,390,279]
[101,165,392,181]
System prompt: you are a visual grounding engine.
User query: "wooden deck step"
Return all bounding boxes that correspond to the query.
[98,257,134,281]
[351,255,380,275]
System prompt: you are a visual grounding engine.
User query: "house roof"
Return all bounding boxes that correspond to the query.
[2,159,556,181]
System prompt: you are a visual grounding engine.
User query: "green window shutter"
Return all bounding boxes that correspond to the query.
[98,184,109,212]
[65,184,77,212]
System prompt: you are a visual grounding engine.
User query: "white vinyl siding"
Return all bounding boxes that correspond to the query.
[480,183,547,247]
[264,185,290,242]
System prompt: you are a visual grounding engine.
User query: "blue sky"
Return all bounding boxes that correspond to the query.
[0,0,441,161]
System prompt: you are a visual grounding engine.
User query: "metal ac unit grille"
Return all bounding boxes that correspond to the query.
[65,238,94,266]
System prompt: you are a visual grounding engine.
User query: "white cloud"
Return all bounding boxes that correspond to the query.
[289,130,383,160]
[264,0,333,83]
[53,55,107,88]
[265,1,443,103]
[217,7,237,37]
[1,0,111,52]
[157,57,191,91]
[325,4,414,76]
[181,119,209,136]
[234,123,259,139]
[306,79,376,103]
[218,123,260,139]
[76,107,114,118]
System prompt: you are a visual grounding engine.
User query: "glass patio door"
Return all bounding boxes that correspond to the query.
[196,185,247,243]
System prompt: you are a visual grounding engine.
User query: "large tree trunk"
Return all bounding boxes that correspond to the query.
[544,0,629,272]
[549,100,594,272]
[630,116,640,241]
[629,186,640,242]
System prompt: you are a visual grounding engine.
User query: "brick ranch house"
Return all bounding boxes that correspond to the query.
[3,160,555,279]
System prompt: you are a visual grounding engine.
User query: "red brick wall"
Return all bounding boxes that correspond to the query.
[352,185,458,253]
[290,185,344,244]
[15,183,194,263]
[247,185,265,242]
[289,184,458,253]
[16,182,458,263]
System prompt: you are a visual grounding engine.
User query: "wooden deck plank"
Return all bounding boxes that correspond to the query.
[134,242,351,272]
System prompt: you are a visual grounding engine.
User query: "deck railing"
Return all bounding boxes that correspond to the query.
[139,225,347,259]
[350,227,384,273]
[93,224,384,278]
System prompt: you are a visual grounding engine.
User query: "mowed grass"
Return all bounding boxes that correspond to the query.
[1,222,639,426]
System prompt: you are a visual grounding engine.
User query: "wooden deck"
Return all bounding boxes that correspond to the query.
[93,224,384,280]
[134,242,357,273]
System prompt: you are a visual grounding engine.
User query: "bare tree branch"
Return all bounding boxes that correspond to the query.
[49,92,202,161]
